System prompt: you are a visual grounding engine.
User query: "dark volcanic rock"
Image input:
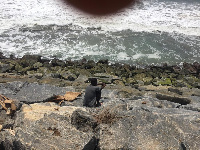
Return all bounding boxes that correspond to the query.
[50,58,65,67]
[183,62,197,74]
[156,93,191,105]
[0,52,6,59]
[20,55,42,67]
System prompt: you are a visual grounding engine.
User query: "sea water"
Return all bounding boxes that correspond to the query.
[0,0,200,65]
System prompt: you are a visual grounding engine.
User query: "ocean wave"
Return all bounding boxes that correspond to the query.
[0,0,200,35]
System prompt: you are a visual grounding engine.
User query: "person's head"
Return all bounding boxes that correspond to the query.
[90,78,97,86]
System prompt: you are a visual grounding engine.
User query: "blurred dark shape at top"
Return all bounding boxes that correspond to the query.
[61,0,138,16]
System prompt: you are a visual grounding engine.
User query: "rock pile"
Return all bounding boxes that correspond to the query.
[0,54,200,88]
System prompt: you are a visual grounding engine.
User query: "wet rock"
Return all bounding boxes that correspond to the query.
[14,64,30,73]
[0,52,6,59]
[20,55,42,68]
[34,73,43,79]
[174,80,192,88]
[50,58,65,67]
[84,60,95,69]
[97,59,108,65]
[112,80,125,86]
[173,65,182,73]
[50,72,61,78]
[183,62,197,74]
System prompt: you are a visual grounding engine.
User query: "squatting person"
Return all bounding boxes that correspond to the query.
[83,78,106,107]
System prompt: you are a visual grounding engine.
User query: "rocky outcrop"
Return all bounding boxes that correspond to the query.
[0,98,200,150]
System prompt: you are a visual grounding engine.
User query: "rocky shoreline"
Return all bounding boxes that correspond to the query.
[0,53,200,149]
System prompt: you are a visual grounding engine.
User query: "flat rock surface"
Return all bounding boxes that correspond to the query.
[0,81,75,103]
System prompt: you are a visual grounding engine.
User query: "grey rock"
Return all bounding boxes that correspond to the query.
[71,109,98,132]
[10,104,93,149]
[180,103,200,112]
[0,81,29,95]
[98,105,200,150]
[168,87,183,95]
[0,81,74,103]
[0,63,12,73]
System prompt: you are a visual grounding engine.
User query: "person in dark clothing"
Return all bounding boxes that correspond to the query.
[83,78,106,107]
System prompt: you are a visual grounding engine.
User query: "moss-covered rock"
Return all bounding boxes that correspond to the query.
[15,64,31,73]
[143,77,153,85]
[75,69,91,76]
[51,58,66,67]
[183,76,199,88]
[33,62,43,69]
[133,73,146,81]
[157,78,172,86]
[20,55,42,67]
[126,78,137,85]
[60,71,77,81]
[37,67,52,75]
[174,80,193,88]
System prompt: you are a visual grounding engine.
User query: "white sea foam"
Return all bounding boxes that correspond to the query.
[0,0,200,35]
[0,0,200,64]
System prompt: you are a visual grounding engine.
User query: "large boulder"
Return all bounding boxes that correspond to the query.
[98,105,200,149]
[0,81,74,103]
[20,55,42,67]
[156,93,191,105]
[0,63,13,73]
